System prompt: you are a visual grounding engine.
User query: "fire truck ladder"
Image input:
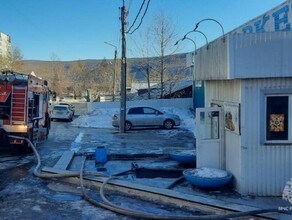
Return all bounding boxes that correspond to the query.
[11,86,27,124]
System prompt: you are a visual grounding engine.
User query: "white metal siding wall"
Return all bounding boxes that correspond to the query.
[241,78,292,196]
[205,80,241,104]
[195,36,229,80]
[229,31,292,79]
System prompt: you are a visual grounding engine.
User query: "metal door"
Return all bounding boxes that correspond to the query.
[196,107,225,169]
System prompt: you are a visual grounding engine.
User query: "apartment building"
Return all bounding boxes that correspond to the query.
[0,32,11,56]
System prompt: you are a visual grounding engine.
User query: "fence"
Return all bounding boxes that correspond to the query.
[87,98,193,113]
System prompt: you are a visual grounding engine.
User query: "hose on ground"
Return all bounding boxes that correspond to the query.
[8,135,108,179]
[10,135,282,219]
[81,157,281,220]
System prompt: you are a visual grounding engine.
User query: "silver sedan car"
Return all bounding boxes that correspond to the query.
[112,106,181,130]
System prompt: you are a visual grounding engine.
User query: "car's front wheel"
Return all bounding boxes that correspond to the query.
[164,119,174,129]
[125,121,132,131]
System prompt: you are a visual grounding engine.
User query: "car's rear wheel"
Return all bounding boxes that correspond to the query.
[125,121,132,131]
[164,119,174,129]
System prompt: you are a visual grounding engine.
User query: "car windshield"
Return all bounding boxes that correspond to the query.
[54,106,67,111]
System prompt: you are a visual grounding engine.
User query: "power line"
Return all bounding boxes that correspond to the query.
[127,0,145,33]
[127,0,150,35]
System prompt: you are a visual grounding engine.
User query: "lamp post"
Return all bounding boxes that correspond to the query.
[175,18,224,112]
[194,18,224,36]
[174,37,197,110]
[175,28,209,112]
[184,30,209,48]
[104,41,117,101]
[174,36,197,51]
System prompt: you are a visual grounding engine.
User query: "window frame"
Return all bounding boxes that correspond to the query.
[264,94,292,144]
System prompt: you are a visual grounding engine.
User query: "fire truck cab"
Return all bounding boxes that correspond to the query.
[0,70,50,151]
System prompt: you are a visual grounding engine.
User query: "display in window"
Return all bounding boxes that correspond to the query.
[269,114,285,132]
[224,102,240,135]
[225,111,235,131]
[266,96,288,141]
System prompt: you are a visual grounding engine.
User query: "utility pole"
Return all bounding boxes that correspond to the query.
[120,0,127,133]
[104,41,117,101]
[113,48,117,101]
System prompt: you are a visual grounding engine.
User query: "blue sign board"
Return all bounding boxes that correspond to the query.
[234,1,291,33]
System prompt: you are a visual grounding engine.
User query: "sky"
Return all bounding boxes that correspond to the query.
[0,0,287,61]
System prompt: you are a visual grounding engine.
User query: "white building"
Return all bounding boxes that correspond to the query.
[195,0,292,196]
[130,81,159,93]
[0,32,11,57]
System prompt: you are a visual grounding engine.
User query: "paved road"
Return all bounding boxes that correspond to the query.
[0,103,196,220]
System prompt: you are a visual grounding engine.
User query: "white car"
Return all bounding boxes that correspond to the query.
[112,106,181,130]
[59,103,75,116]
[50,105,74,122]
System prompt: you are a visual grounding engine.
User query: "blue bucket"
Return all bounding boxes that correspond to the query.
[95,146,107,164]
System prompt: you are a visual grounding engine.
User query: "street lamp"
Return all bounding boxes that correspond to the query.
[174,36,197,110]
[194,18,225,36]
[174,36,197,52]
[184,30,209,48]
[104,41,117,101]
[175,18,224,112]
[174,36,197,68]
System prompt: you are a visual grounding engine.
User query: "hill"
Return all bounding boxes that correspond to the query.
[18,52,192,99]
[20,52,190,80]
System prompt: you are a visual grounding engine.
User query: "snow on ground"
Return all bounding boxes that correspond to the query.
[71,107,196,135]
[72,107,116,128]
[186,167,228,178]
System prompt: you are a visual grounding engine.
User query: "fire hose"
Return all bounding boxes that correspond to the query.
[9,135,282,219]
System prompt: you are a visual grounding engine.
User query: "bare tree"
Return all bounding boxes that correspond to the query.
[97,59,114,92]
[150,11,178,98]
[130,11,179,99]
[0,46,23,71]
[49,54,65,96]
[135,63,151,99]
[66,60,88,99]
[129,27,159,99]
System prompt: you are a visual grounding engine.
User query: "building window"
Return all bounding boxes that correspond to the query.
[266,95,291,143]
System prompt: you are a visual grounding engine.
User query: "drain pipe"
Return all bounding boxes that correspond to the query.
[10,135,282,219]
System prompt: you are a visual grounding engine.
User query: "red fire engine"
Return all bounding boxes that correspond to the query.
[0,70,50,151]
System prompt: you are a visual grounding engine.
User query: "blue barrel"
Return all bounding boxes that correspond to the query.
[95,146,107,164]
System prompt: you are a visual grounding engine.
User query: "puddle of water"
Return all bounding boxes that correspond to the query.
[70,131,84,152]
[47,192,82,202]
